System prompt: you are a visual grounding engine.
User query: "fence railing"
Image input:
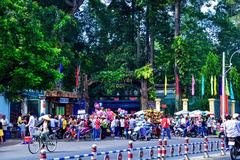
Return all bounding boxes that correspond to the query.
[39,136,226,160]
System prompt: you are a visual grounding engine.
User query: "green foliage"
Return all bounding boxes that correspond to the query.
[135,64,153,80]
[0,0,78,99]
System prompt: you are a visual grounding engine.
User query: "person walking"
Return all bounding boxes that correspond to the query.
[0,118,4,144]
[119,116,125,139]
[26,112,35,138]
[161,115,171,140]
[1,115,9,142]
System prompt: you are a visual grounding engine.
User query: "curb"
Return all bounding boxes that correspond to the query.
[190,153,229,160]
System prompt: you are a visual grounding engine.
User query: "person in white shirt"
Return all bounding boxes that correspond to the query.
[26,112,35,138]
[223,115,240,150]
[119,117,125,139]
[1,115,9,142]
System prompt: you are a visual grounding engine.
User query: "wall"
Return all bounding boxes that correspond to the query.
[0,95,10,120]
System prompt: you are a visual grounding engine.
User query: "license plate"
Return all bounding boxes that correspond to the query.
[229,141,235,145]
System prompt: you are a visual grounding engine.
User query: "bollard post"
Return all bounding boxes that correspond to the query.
[204,136,209,158]
[128,141,133,160]
[178,144,182,156]
[117,151,123,160]
[221,135,226,156]
[39,149,47,160]
[139,150,144,159]
[149,148,154,160]
[91,144,97,160]
[192,143,195,154]
[162,138,167,160]
[157,139,162,160]
[170,145,174,157]
[184,137,190,160]
[104,154,110,160]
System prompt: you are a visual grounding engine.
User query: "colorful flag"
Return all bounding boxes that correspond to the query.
[192,75,195,96]
[164,75,167,96]
[211,75,213,96]
[226,78,230,96]
[201,75,205,96]
[219,76,222,95]
[214,76,217,96]
[230,81,235,99]
[75,66,80,89]
[176,74,179,96]
[59,63,63,73]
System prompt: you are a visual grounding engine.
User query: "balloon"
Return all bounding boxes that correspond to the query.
[99,102,103,107]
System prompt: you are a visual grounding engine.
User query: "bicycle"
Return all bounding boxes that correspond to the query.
[28,128,57,154]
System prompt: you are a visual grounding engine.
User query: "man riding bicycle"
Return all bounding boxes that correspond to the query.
[36,115,53,142]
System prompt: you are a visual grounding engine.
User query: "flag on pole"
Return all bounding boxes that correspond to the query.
[226,78,230,96]
[59,63,63,73]
[192,75,195,96]
[201,75,205,96]
[230,81,235,99]
[75,66,80,89]
[211,75,213,96]
[164,75,167,96]
[176,74,179,96]
[219,76,222,95]
[214,75,217,96]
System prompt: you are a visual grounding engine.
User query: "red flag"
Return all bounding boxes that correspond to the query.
[75,66,79,89]
[176,74,179,96]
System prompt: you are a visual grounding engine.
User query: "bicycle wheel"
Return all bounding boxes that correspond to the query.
[28,137,40,154]
[63,132,71,141]
[46,134,57,152]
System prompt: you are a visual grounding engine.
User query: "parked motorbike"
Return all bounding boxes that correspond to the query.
[174,125,184,137]
[129,121,152,141]
[78,127,92,140]
[229,137,240,160]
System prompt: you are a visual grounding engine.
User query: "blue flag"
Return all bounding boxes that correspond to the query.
[230,81,235,99]
[201,75,205,96]
[59,63,63,73]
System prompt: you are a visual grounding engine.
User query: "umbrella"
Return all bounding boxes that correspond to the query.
[134,110,145,116]
[174,110,189,116]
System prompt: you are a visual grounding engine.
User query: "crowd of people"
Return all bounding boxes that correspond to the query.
[1,107,240,149]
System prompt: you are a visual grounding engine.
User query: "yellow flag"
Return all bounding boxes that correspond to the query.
[226,78,230,96]
[214,76,217,96]
[164,75,167,96]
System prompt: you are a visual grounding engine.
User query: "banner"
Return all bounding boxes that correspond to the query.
[214,76,217,96]
[201,75,205,96]
[211,75,213,96]
[176,74,179,96]
[230,81,234,99]
[192,75,195,96]
[226,78,230,96]
[164,75,167,96]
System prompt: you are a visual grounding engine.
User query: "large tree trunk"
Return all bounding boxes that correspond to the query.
[65,0,85,15]
[141,79,148,110]
[174,0,181,111]
[83,74,89,113]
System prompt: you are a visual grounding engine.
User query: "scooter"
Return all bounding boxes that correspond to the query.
[129,122,152,141]
[229,137,240,160]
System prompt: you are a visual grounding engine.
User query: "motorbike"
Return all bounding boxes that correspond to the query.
[174,125,184,137]
[229,137,240,160]
[129,121,152,141]
[77,127,92,140]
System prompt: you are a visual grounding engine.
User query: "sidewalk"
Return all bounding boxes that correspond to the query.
[0,139,22,148]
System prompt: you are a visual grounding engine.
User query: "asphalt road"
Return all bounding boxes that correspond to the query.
[0,137,231,160]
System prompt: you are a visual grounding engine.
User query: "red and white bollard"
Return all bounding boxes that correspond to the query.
[128,141,133,160]
[221,135,226,156]
[157,139,162,160]
[117,151,123,160]
[91,144,97,160]
[170,145,174,157]
[184,137,190,160]
[184,144,190,160]
[162,138,167,160]
[204,136,209,158]
[39,149,47,160]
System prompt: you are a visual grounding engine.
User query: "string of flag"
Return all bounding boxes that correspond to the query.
[163,74,235,99]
